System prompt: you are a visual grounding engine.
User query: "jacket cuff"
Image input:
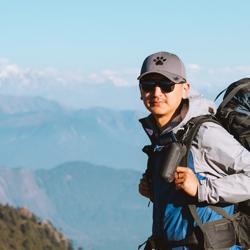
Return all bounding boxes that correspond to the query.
[197,179,208,202]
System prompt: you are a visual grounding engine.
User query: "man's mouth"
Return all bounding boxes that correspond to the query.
[150,100,164,106]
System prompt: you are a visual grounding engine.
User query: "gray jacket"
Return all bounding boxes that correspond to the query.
[169,94,250,204]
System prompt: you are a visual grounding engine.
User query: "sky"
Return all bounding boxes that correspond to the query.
[0,0,249,110]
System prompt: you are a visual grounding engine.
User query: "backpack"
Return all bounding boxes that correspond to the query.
[179,78,250,249]
[215,77,250,150]
[140,78,250,250]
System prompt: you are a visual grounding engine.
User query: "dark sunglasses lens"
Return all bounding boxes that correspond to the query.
[160,83,175,92]
[140,80,155,92]
[141,85,155,92]
[140,80,175,93]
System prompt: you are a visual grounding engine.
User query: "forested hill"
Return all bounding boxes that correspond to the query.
[0,204,82,250]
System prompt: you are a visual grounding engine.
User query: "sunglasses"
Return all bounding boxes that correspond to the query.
[140,79,176,93]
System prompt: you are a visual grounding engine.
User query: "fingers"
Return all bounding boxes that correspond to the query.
[139,181,150,194]
[175,167,193,183]
[139,175,151,198]
[174,166,199,197]
[176,166,193,174]
[174,167,191,184]
[175,176,185,184]
[139,188,150,197]
[174,169,187,184]
[174,172,184,190]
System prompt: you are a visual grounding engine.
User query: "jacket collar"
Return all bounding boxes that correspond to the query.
[139,114,177,146]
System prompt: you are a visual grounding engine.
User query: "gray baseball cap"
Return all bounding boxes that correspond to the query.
[137,51,186,83]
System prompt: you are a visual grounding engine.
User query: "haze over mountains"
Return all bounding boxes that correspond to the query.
[0,161,151,250]
[0,95,148,171]
[0,94,151,249]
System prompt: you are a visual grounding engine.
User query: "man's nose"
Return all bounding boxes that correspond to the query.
[153,86,163,96]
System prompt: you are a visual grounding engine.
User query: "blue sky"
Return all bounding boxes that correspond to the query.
[0,1,249,110]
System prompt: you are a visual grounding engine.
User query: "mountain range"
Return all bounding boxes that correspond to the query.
[0,161,151,250]
[0,95,149,171]
[0,94,152,249]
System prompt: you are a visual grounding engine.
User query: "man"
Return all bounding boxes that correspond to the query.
[138,51,250,250]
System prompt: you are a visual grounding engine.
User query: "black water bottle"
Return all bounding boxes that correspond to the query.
[161,142,186,183]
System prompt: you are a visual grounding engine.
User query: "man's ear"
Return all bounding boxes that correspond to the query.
[182,82,190,99]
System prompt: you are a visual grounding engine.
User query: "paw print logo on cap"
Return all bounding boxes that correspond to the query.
[153,56,166,66]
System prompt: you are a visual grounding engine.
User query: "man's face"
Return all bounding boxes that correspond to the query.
[140,74,190,120]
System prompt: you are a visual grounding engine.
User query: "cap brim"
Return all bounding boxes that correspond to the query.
[137,70,186,84]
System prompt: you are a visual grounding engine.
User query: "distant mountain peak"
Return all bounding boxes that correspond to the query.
[0,94,64,114]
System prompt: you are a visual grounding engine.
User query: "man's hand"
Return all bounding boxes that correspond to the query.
[139,174,153,201]
[174,166,199,197]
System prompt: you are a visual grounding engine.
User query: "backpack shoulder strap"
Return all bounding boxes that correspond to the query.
[181,116,238,231]
[178,114,220,167]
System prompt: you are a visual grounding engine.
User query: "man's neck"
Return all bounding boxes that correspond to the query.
[155,113,175,130]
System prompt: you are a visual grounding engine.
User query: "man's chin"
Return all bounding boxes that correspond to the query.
[148,107,168,116]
